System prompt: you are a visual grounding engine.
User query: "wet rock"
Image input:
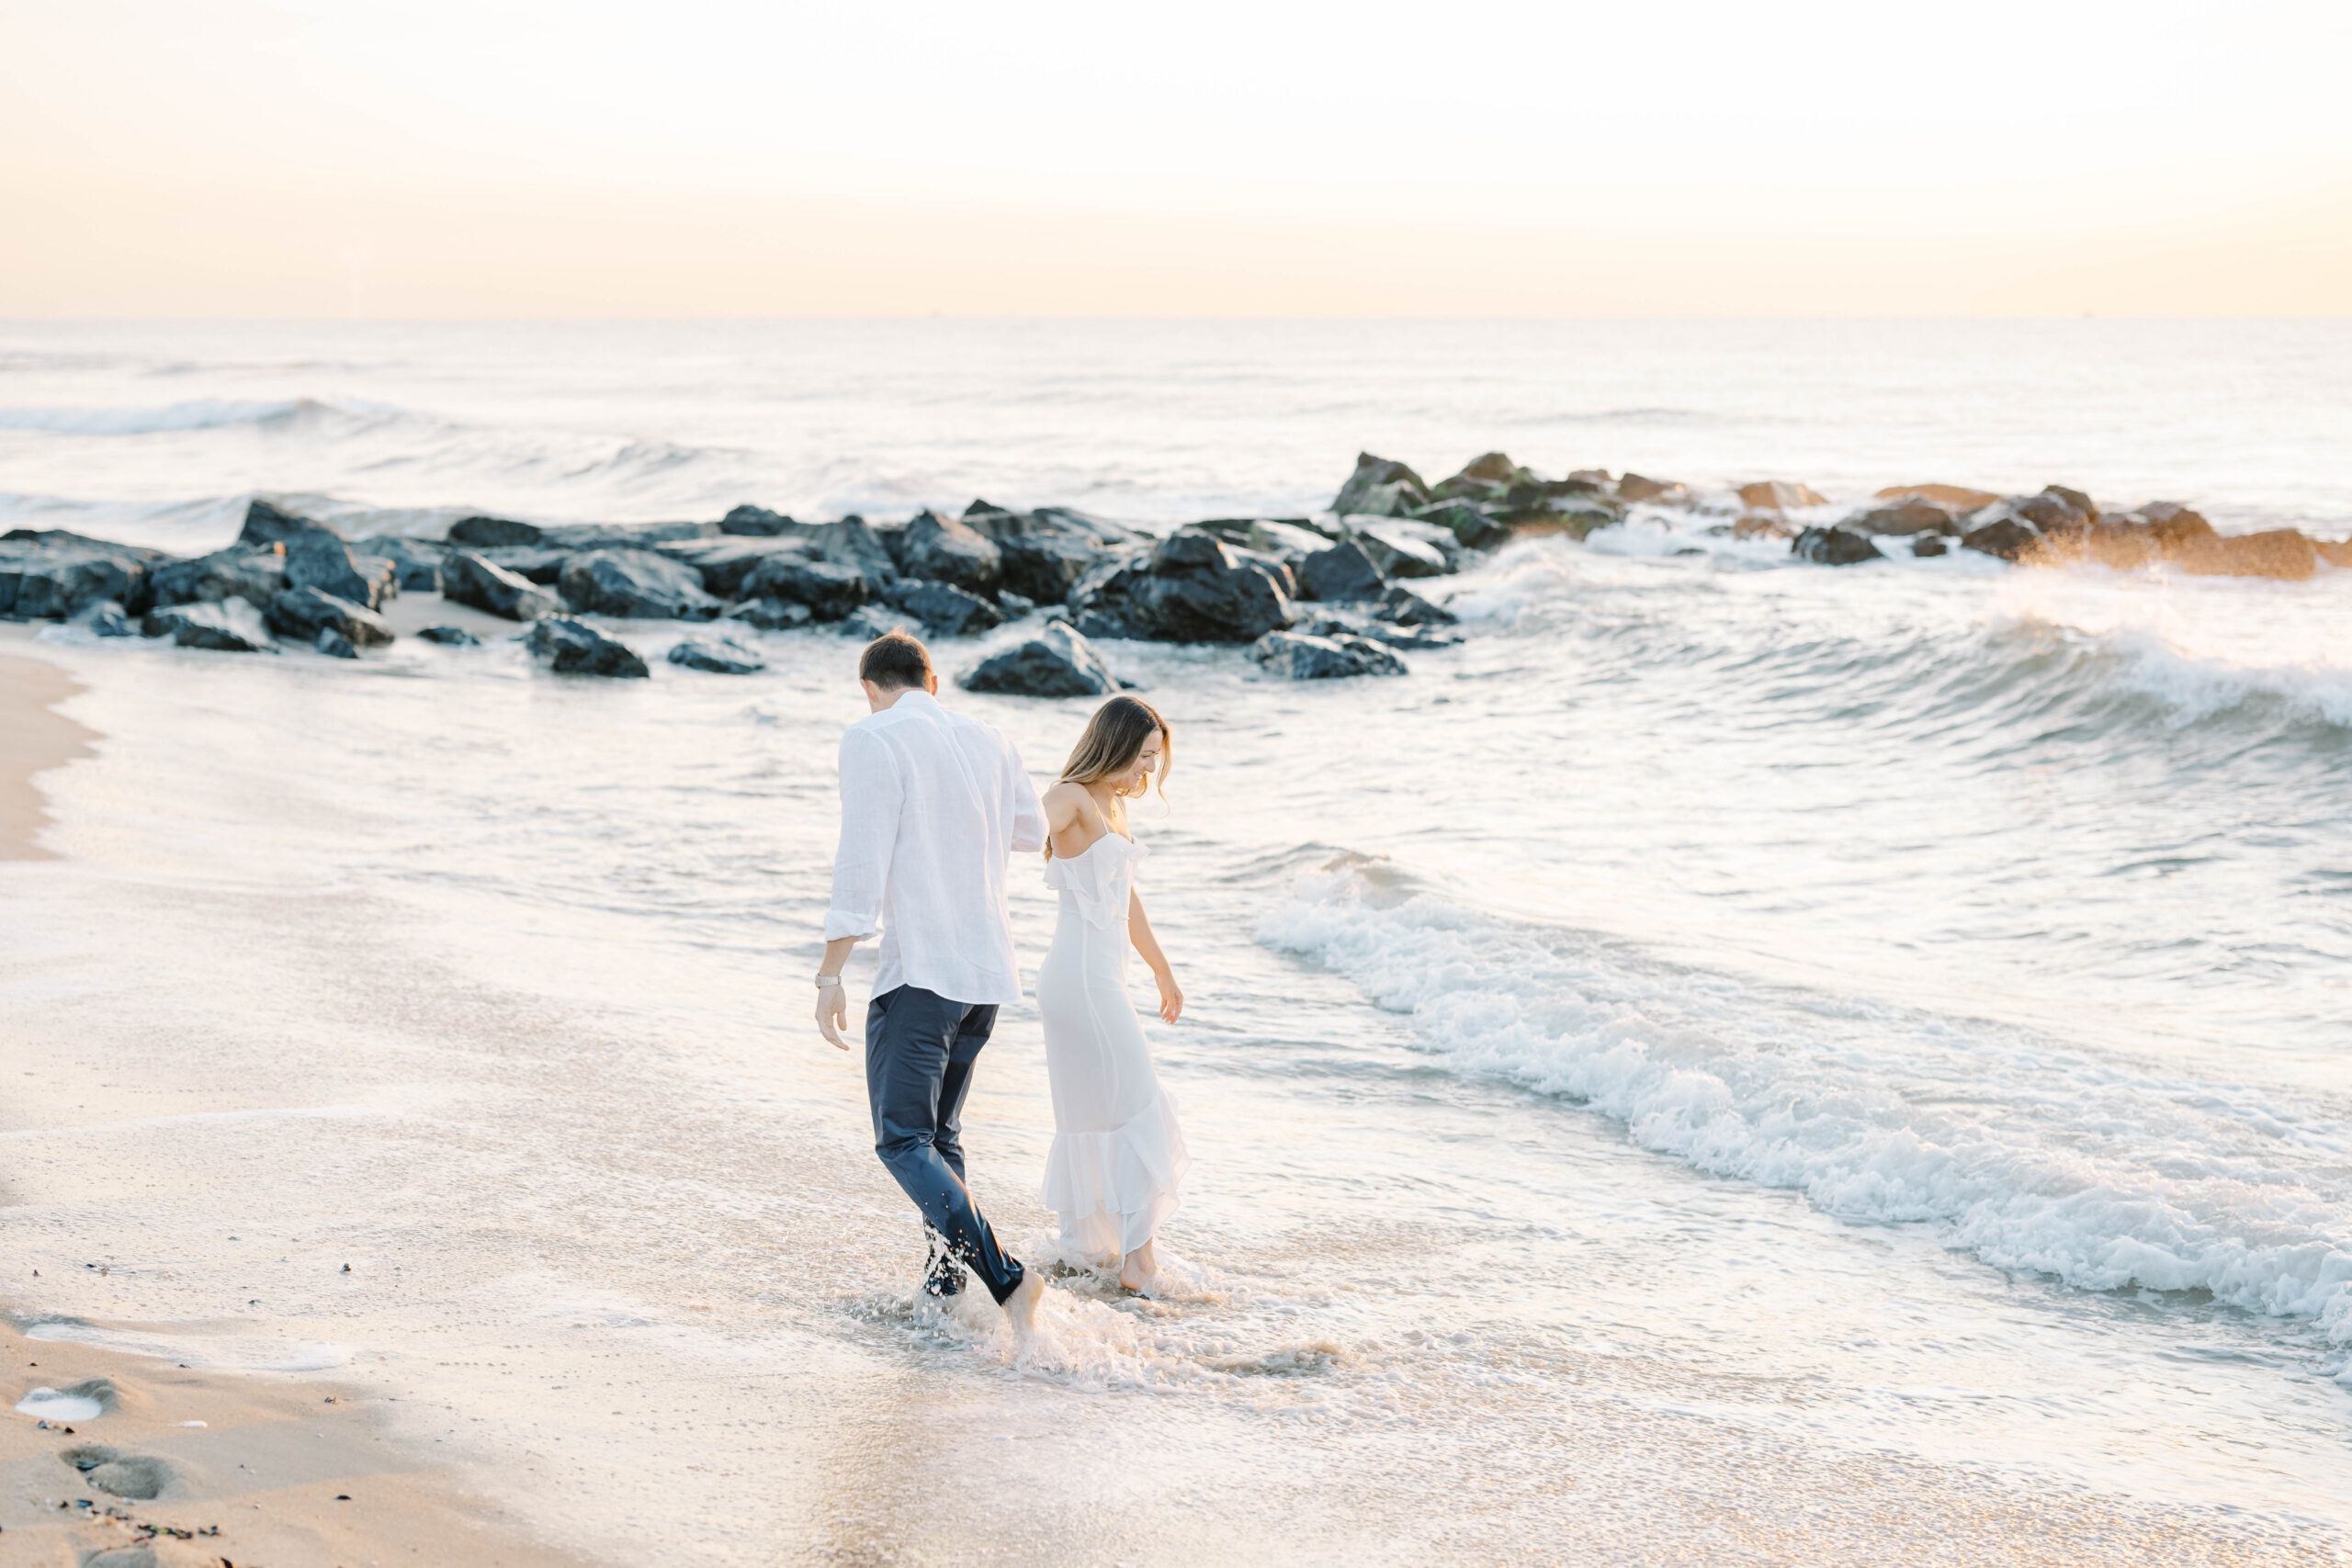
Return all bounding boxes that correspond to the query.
[477,547,569,584]
[745,557,869,620]
[1068,531,1295,644]
[1191,518,1333,569]
[286,530,390,610]
[719,503,798,536]
[315,628,358,659]
[1849,500,1957,536]
[1875,483,2001,512]
[2143,503,2217,552]
[1297,538,1387,603]
[559,549,722,619]
[73,599,137,637]
[1331,453,1431,518]
[1430,452,1527,502]
[0,534,161,618]
[1732,514,1795,541]
[658,536,817,598]
[838,604,912,641]
[722,597,815,631]
[1295,607,1460,650]
[525,616,650,678]
[141,598,277,652]
[890,509,1001,595]
[1377,584,1456,626]
[367,536,448,592]
[266,587,395,648]
[1912,536,1950,558]
[442,550,560,620]
[416,625,479,646]
[1349,520,1455,579]
[149,547,288,609]
[880,579,1003,637]
[1792,525,1884,565]
[1961,519,2040,560]
[959,503,1138,605]
[1412,501,1514,551]
[1617,473,1690,503]
[667,637,768,673]
[960,621,1122,697]
[2013,490,2092,535]
[447,515,545,548]
[1737,480,1828,512]
[239,498,343,547]
[1250,629,1408,680]
[2171,527,2321,581]
[1512,501,1624,540]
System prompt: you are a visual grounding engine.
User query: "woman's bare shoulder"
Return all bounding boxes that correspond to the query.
[1042,780,1093,818]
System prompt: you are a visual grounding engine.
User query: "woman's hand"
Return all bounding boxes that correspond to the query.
[1153,968,1184,1024]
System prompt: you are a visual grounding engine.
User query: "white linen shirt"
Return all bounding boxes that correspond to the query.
[824,690,1046,1006]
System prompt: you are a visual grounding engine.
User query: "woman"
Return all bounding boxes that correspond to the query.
[1036,695,1190,1293]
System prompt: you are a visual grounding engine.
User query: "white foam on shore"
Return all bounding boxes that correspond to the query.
[15,1387,104,1420]
[25,1320,352,1372]
[1259,863,2352,1354]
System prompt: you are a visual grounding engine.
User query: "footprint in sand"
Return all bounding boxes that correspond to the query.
[80,1547,160,1568]
[14,1376,116,1421]
[58,1442,175,1501]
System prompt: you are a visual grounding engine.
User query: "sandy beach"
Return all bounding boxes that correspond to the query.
[0,1317,586,1567]
[0,650,95,861]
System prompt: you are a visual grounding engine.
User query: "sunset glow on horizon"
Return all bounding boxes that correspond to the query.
[4,0,2349,318]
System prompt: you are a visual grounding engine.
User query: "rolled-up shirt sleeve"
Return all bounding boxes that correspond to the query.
[824,728,899,942]
[1005,741,1046,855]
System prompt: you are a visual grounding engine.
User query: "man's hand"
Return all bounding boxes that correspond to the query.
[816,981,850,1050]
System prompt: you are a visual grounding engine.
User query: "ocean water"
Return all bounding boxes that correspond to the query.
[4,320,2351,1563]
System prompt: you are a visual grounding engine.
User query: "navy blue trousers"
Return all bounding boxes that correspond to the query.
[864,985,1026,1305]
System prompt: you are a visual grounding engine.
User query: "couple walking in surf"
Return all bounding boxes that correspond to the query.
[813,628,1189,1334]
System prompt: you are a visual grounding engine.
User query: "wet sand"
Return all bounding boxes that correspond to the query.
[0,1317,589,1567]
[0,650,95,862]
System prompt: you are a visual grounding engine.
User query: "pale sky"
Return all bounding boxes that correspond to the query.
[4,0,2348,316]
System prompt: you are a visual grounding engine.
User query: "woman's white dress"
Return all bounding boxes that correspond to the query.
[1036,832,1189,1261]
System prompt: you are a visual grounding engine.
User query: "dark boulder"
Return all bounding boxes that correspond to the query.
[1510,500,1624,539]
[367,536,447,592]
[2041,485,2098,523]
[1377,585,1457,626]
[141,598,277,652]
[1332,453,1431,518]
[1413,502,1514,551]
[657,536,817,598]
[238,498,344,547]
[891,510,1001,595]
[538,521,714,551]
[477,547,568,584]
[667,637,767,674]
[1849,500,1957,536]
[558,549,721,620]
[1961,519,2040,560]
[1068,531,1295,644]
[2171,527,2320,581]
[723,598,815,631]
[959,622,1121,697]
[1913,536,1950,558]
[525,617,650,678]
[1349,522,1452,579]
[447,515,545,547]
[1297,539,1387,603]
[745,557,869,620]
[149,547,287,610]
[962,504,1140,604]
[1617,473,1690,503]
[416,625,479,646]
[1250,629,1408,680]
[838,604,913,641]
[2014,491,2091,535]
[880,579,1003,637]
[2143,502,2218,551]
[1295,608,1460,651]
[719,504,797,536]
[266,587,394,648]
[442,550,559,620]
[285,531,390,609]
[1430,452,1525,502]
[73,599,137,637]
[1792,525,1885,566]
[0,536,159,619]
[315,629,358,659]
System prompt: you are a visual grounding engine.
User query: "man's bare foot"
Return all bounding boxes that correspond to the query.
[1004,1268,1047,1335]
[1118,1240,1158,1293]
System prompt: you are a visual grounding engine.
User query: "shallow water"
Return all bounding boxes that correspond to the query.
[3,321,2350,1562]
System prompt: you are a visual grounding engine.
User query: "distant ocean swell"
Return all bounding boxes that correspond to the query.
[1258,861,2352,1359]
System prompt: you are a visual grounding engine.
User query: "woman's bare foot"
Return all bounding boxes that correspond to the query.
[1003,1268,1047,1335]
[1118,1240,1157,1293]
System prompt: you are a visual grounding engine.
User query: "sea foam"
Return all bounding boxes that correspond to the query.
[1259,860,2352,1355]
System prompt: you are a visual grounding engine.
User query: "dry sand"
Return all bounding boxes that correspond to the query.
[0,652,96,862]
[0,1317,590,1568]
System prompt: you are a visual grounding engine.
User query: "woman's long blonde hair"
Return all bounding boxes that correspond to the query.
[1046,695,1171,858]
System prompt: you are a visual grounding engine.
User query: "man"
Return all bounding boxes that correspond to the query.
[816,628,1050,1333]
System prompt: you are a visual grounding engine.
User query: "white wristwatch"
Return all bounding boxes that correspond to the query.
[814,975,842,989]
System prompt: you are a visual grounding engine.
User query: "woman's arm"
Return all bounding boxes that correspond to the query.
[1128,887,1183,1022]
[1041,781,1091,856]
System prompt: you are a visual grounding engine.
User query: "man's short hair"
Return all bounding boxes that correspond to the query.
[858,628,933,691]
